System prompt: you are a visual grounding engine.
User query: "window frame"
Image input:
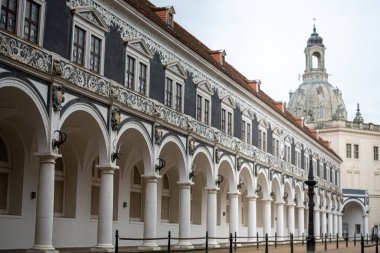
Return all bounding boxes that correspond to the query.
[374,146,379,161]
[0,0,46,46]
[0,136,10,214]
[54,156,66,217]
[221,103,234,136]
[164,62,186,112]
[71,8,107,75]
[195,88,211,125]
[346,143,352,158]
[353,144,359,159]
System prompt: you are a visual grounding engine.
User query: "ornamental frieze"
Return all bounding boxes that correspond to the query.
[118,88,155,116]
[0,33,52,73]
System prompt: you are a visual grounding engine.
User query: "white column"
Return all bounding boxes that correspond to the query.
[333,213,338,237]
[314,209,320,239]
[247,196,257,241]
[338,213,343,237]
[94,165,118,252]
[30,153,60,253]
[297,206,305,237]
[207,188,219,247]
[176,182,193,249]
[229,192,239,236]
[139,175,160,250]
[287,204,295,235]
[321,211,327,236]
[276,202,284,237]
[328,211,333,237]
[364,214,369,237]
[264,199,272,236]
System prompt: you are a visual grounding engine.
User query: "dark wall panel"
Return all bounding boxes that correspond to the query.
[104,27,125,84]
[252,116,258,147]
[291,142,295,165]
[184,75,196,118]
[233,108,241,139]
[301,148,305,170]
[149,53,165,103]
[44,0,72,58]
[211,94,221,129]
[267,125,273,154]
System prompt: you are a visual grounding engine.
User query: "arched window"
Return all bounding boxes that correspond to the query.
[130,165,142,220]
[54,155,66,216]
[312,54,319,69]
[91,157,100,218]
[161,174,170,222]
[0,137,10,213]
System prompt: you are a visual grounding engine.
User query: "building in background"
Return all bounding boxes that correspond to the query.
[288,27,379,238]
[0,0,342,251]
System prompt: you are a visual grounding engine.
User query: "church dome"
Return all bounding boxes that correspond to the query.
[288,26,347,124]
[307,27,324,46]
[288,82,347,123]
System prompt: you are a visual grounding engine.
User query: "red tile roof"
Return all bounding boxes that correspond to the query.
[125,0,341,161]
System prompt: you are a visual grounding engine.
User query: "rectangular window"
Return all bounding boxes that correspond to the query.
[0,172,9,211]
[374,146,379,161]
[138,63,147,95]
[247,123,251,144]
[355,224,361,234]
[204,99,210,125]
[130,191,142,219]
[161,196,170,221]
[73,26,85,66]
[54,180,64,215]
[221,109,226,133]
[276,140,279,157]
[227,112,232,135]
[196,95,202,121]
[354,144,359,159]
[126,56,135,89]
[165,78,173,107]
[90,35,101,73]
[241,120,246,142]
[0,0,17,34]
[175,83,182,111]
[24,0,40,44]
[346,143,352,158]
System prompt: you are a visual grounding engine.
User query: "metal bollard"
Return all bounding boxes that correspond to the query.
[361,236,364,253]
[336,233,339,249]
[346,234,348,248]
[257,232,259,250]
[168,231,171,253]
[329,233,332,244]
[234,231,237,252]
[367,234,369,245]
[376,236,378,253]
[265,233,268,253]
[302,233,304,245]
[115,230,119,253]
[354,233,356,246]
[324,233,327,251]
[229,233,233,253]
[275,232,277,248]
[205,231,208,253]
[290,233,294,253]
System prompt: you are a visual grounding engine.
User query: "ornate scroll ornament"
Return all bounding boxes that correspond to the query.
[110,84,118,100]
[215,148,221,164]
[111,107,121,130]
[188,137,196,156]
[52,85,65,111]
[155,125,163,145]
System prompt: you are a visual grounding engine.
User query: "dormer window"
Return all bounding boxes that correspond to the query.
[153,6,175,28]
[167,12,173,27]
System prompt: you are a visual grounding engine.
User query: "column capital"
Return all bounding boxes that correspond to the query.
[263,198,273,203]
[96,164,119,174]
[297,205,305,210]
[34,152,62,161]
[205,187,219,192]
[142,174,161,183]
[177,181,194,188]
[287,203,296,207]
[276,201,285,205]
[227,191,240,197]
[246,195,258,199]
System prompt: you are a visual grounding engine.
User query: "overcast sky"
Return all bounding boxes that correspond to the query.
[150,0,380,123]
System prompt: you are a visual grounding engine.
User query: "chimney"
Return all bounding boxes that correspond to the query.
[209,50,226,65]
[321,139,331,149]
[153,6,176,28]
[309,128,319,140]
[274,101,285,113]
[247,79,261,93]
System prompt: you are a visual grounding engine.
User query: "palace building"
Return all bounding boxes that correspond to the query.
[288,26,379,238]
[0,0,342,251]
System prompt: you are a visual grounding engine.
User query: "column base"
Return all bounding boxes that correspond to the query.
[205,242,220,248]
[174,241,194,249]
[138,243,161,251]
[27,246,58,253]
[91,244,114,252]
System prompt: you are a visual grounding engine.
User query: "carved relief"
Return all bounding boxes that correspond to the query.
[188,137,195,155]
[155,125,163,145]
[215,148,221,164]
[111,107,121,130]
[52,85,65,111]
